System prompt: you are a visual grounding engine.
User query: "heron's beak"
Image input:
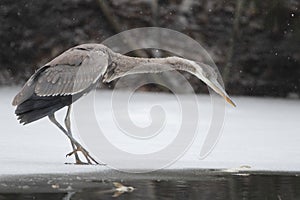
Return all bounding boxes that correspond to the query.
[204,78,236,107]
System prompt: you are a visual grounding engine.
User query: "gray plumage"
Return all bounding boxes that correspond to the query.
[12,43,235,164]
[13,43,235,109]
[13,44,109,106]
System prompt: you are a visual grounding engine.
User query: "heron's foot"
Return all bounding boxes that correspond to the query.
[66,146,100,165]
[73,157,90,165]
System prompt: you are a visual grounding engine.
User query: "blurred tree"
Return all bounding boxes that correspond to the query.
[0,0,299,97]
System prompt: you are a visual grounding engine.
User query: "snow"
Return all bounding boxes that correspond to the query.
[0,87,300,176]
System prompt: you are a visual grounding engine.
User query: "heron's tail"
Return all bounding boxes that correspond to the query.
[15,95,72,124]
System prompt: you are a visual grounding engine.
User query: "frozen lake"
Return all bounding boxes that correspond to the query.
[0,87,300,176]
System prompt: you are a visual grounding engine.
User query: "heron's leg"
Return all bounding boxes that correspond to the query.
[64,105,83,164]
[48,113,99,165]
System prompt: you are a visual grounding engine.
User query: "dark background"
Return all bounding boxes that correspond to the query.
[0,0,299,97]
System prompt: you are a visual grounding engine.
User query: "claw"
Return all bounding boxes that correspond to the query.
[66,145,100,165]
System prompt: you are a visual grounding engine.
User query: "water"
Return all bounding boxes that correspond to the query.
[1,172,300,200]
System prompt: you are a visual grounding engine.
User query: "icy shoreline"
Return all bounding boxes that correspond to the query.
[1,87,300,176]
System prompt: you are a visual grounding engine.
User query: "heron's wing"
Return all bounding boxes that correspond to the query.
[34,49,109,96]
[12,65,50,106]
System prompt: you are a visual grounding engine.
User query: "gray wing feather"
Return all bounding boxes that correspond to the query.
[35,49,109,97]
[12,65,50,106]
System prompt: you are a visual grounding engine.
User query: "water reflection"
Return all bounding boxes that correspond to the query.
[1,175,300,200]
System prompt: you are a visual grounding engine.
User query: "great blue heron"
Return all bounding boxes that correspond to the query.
[12,43,236,164]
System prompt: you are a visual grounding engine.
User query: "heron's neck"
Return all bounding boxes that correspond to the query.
[107,52,198,80]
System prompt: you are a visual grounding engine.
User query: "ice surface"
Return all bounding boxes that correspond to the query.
[0,87,300,176]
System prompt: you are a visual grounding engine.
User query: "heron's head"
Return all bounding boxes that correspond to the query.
[194,62,236,107]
